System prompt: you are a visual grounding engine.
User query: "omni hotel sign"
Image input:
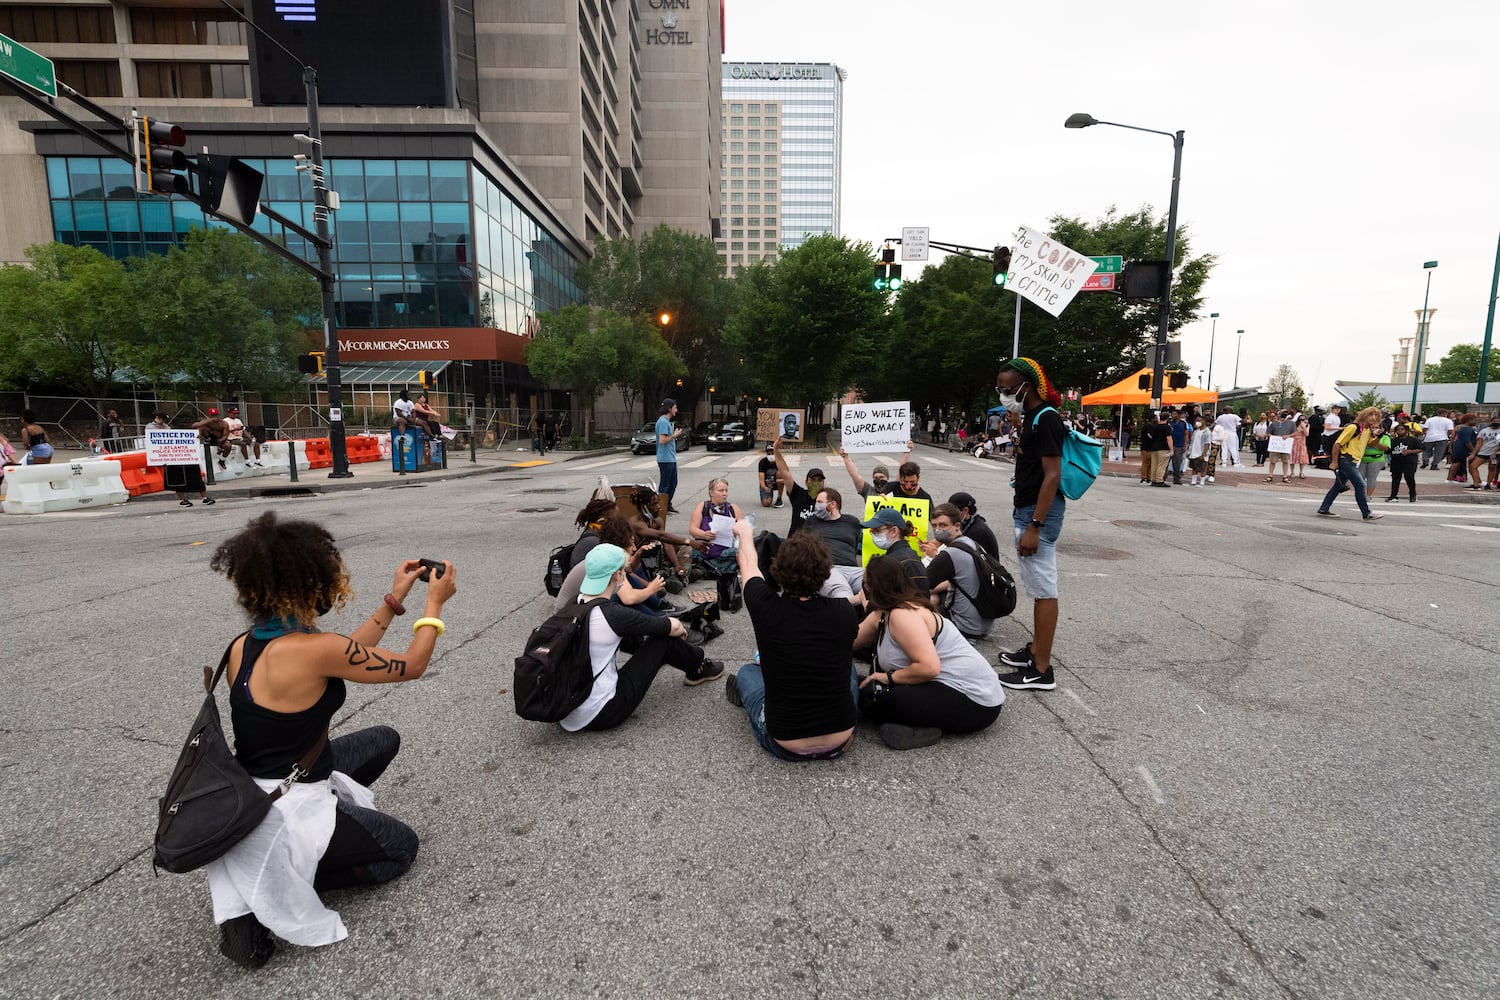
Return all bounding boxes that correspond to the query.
[645,0,691,45]
[728,64,833,81]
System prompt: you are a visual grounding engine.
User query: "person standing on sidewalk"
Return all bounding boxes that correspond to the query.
[1168,409,1189,485]
[655,397,683,513]
[1467,416,1500,490]
[1447,413,1478,483]
[1142,410,1172,487]
[994,357,1067,693]
[1213,409,1242,469]
[1317,407,1384,521]
[1385,414,1424,503]
[1419,410,1453,470]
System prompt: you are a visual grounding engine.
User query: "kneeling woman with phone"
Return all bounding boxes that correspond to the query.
[205,512,457,968]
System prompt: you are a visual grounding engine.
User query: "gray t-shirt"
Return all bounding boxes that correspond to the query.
[927,537,993,638]
[876,609,1004,708]
[799,514,863,567]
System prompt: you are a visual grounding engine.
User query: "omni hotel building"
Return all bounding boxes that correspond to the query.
[717,60,843,275]
[0,0,724,414]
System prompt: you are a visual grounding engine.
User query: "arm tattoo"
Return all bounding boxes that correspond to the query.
[345,638,407,676]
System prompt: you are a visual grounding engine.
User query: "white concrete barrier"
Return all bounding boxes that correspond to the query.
[202,440,311,482]
[2,460,129,514]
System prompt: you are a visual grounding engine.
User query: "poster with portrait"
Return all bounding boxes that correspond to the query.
[756,407,805,443]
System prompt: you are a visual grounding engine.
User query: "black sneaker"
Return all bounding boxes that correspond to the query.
[1316,509,1339,517]
[219,913,276,969]
[667,505,681,514]
[998,668,1057,691]
[725,672,743,707]
[685,658,725,686]
[772,498,784,508]
[997,642,1034,669]
[878,723,942,751]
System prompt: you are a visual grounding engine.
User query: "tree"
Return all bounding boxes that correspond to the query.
[525,305,633,442]
[134,228,319,397]
[0,243,145,396]
[724,235,894,415]
[1263,364,1308,412]
[879,253,1005,415]
[614,314,685,421]
[578,224,736,419]
[1349,388,1389,412]
[1424,343,1482,384]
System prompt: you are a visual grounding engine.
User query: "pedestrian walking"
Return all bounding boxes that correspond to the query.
[1358,424,1391,495]
[1317,406,1384,520]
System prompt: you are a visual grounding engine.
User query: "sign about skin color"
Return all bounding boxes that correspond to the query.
[145,427,203,466]
[1006,224,1099,318]
[860,494,931,566]
[841,400,911,453]
[756,407,805,443]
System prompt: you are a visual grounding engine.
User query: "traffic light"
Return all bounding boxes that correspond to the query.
[1121,260,1169,299]
[1138,373,1152,391]
[296,352,325,375]
[881,243,896,264]
[992,246,1012,287]
[873,262,889,292]
[136,116,191,195]
[1168,370,1189,390]
[418,369,434,389]
[886,263,903,291]
[199,154,263,226]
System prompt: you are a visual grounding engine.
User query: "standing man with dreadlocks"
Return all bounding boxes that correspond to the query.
[993,358,1065,692]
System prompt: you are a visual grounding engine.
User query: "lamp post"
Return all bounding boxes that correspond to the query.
[1206,311,1220,413]
[1409,261,1439,415]
[1480,233,1499,405]
[1066,113,1184,410]
[1234,330,1244,388]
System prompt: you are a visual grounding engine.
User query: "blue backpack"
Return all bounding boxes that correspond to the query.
[1030,406,1102,500]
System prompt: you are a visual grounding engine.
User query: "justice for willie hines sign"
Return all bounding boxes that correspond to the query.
[145,428,203,466]
[860,494,930,566]
[841,400,910,453]
[1005,224,1098,318]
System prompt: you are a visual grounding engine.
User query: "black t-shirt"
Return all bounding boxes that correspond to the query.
[744,578,858,740]
[1142,422,1171,452]
[877,540,929,596]
[962,514,1001,560]
[1014,407,1065,509]
[800,513,863,566]
[786,482,816,535]
[758,457,778,490]
[879,482,933,504]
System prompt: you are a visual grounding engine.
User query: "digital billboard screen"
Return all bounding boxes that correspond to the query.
[249,0,453,108]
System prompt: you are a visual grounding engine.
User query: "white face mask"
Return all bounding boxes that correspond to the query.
[998,384,1028,415]
[812,501,831,519]
[871,531,897,550]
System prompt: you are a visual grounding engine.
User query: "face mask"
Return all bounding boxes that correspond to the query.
[932,527,955,542]
[806,478,824,494]
[871,531,897,551]
[998,384,1028,415]
[872,477,888,489]
[812,501,830,519]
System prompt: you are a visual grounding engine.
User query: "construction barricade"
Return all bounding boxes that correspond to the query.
[2,460,130,515]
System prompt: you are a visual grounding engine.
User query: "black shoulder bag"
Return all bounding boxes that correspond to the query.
[153,633,329,874]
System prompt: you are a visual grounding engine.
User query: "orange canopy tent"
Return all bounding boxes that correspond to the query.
[1080,368,1218,407]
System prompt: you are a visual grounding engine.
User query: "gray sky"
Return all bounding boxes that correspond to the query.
[723,0,1496,404]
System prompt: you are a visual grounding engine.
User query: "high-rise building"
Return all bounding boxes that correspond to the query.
[717,61,844,275]
[0,0,723,409]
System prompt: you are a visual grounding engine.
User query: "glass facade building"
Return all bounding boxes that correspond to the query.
[718,62,844,274]
[45,155,580,335]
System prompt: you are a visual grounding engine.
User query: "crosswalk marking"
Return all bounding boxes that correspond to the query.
[682,455,718,468]
[730,454,760,468]
[923,454,954,467]
[569,456,633,470]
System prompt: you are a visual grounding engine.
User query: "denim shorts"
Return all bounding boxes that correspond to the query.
[1012,501,1065,600]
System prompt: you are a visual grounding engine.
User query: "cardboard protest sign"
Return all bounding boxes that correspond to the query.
[860,493,931,566]
[756,407,805,443]
[145,427,203,466]
[1006,224,1099,318]
[841,400,910,453]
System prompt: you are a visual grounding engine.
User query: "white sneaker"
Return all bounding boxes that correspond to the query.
[1194,481,1203,487]
[1206,475,1215,483]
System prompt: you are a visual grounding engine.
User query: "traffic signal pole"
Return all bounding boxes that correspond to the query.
[302,67,352,478]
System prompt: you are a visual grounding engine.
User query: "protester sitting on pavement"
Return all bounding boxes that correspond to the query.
[724,521,860,760]
[18,410,52,464]
[687,477,746,577]
[554,516,670,613]
[854,554,1004,751]
[946,492,1000,560]
[568,497,618,569]
[796,485,866,599]
[838,442,912,499]
[919,504,996,641]
[223,406,263,467]
[861,506,929,597]
[627,486,705,590]
[204,512,456,968]
[1317,406,1384,520]
[560,544,724,733]
[773,437,824,534]
[757,443,785,509]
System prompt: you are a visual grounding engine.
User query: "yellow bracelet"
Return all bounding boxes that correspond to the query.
[412,617,445,637]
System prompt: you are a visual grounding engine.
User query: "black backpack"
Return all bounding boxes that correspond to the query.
[948,536,1017,620]
[153,634,327,874]
[514,598,610,722]
[544,540,579,597]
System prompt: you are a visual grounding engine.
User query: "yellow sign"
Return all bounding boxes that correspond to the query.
[860,494,931,566]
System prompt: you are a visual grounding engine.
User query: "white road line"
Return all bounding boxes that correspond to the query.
[923,454,954,467]
[569,456,633,470]
[1136,766,1167,805]
[730,454,760,468]
[874,455,897,466]
[1062,689,1097,717]
[1445,524,1500,532]
[682,455,718,468]
[784,454,802,468]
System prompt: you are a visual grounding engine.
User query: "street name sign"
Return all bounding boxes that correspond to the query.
[0,32,57,98]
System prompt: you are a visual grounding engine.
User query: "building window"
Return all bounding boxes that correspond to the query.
[730,142,743,152]
[748,117,760,126]
[129,8,246,45]
[731,242,743,250]
[747,155,760,164]
[729,167,744,177]
[729,155,744,164]
[748,130,760,139]
[748,104,760,112]
[730,129,744,139]
[730,103,743,112]
[136,61,250,100]
[747,143,760,152]
[731,116,743,125]
[764,130,777,141]
[54,60,123,98]
[0,4,116,43]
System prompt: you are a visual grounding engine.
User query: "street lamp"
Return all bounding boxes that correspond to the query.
[1409,260,1439,414]
[1207,311,1220,413]
[659,312,671,327]
[1234,330,1244,389]
[1066,113,1185,411]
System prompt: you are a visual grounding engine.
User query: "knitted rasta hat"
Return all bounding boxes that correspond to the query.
[1003,357,1063,407]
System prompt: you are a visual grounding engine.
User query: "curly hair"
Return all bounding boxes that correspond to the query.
[769,531,833,598]
[598,515,637,549]
[575,497,617,528]
[210,512,351,624]
[862,551,927,613]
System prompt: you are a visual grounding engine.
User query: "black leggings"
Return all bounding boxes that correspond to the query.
[313,725,419,891]
[583,635,705,731]
[860,680,1002,735]
[1387,454,1419,500]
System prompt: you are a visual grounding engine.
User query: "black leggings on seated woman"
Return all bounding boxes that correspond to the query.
[313,725,420,891]
[860,682,1001,734]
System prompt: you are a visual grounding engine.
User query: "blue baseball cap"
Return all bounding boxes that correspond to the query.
[861,508,907,531]
[580,544,626,596]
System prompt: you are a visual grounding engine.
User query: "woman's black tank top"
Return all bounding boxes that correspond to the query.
[229,633,344,781]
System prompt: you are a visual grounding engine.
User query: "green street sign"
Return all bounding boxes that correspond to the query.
[1090,255,1123,274]
[0,31,57,98]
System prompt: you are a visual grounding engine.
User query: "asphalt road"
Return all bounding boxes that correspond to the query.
[1,444,1497,999]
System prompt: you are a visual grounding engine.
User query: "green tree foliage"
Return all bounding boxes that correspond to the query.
[724,235,893,411]
[134,228,319,397]
[577,224,736,418]
[878,253,1005,415]
[1349,388,1390,411]
[1424,343,1482,384]
[526,305,670,441]
[613,314,686,420]
[0,243,145,396]
[1263,364,1308,412]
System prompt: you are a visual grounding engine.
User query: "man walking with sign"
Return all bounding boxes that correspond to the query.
[993,358,1066,692]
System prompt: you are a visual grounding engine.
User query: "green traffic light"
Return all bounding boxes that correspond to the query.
[888,276,903,291]
[993,273,1007,287]
[873,277,888,291]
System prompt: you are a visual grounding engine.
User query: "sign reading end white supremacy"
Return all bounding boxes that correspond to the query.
[1007,224,1099,318]
[145,428,203,466]
[841,400,910,453]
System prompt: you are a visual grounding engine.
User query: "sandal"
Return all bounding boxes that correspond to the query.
[1283,477,1291,483]
[1263,477,1273,483]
